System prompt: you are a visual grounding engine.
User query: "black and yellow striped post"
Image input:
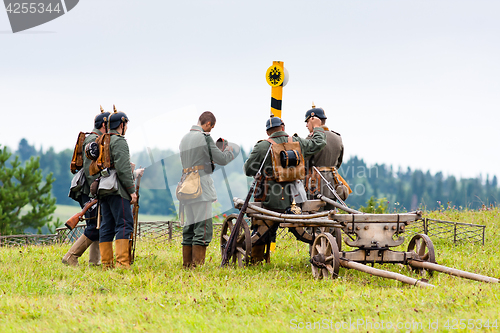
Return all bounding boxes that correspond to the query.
[266,61,287,118]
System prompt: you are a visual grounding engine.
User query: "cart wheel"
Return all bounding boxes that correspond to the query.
[407,234,436,276]
[328,227,342,252]
[289,226,315,244]
[220,214,251,267]
[310,233,340,280]
[290,226,342,251]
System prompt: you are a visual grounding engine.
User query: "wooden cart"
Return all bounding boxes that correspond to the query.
[220,196,498,288]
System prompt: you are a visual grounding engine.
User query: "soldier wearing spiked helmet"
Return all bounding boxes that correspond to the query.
[97,105,141,269]
[63,106,110,266]
[304,103,349,209]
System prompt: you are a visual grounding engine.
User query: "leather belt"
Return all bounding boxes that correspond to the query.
[317,166,336,172]
[183,165,204,173]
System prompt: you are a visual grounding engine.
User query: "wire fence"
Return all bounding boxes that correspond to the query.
[0,217,486,247]
[405,218,486,245]
[0,221,224,247]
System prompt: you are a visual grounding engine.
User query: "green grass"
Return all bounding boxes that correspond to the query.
[1,209,499,332]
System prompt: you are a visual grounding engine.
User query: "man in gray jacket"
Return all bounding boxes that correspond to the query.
[179,111,238,267]
[304,105,348,210]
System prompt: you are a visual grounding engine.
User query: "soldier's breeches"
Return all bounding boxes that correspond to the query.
[182,201,213,246]
[99,195,134,243]
[78,193,99,242]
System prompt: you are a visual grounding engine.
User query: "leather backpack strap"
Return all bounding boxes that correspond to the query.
[266,138,277,145]
[203,134,215,172]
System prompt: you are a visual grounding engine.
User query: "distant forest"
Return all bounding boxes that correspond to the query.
[5,139,500,215]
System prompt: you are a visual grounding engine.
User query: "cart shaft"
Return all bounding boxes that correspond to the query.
[408,260,499,283]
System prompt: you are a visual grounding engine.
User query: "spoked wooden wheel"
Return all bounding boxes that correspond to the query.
[310,233,340,279]
[290,226,342,251]
[407,234,436,276]
[220,214,251,267]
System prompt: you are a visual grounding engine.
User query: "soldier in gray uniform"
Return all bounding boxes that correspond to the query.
[98,108,138,269]
[304,106,349,210]
[243,116,326,262]
[179,111,238,267]
[63,110,109,266]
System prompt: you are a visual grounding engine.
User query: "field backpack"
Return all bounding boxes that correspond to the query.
[266,136,305,182]
[70,132,87,174]
[88,133,116,176]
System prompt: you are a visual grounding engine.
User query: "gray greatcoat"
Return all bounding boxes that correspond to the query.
[306,125,344,199]
[179,125,236,246]
[244,127,326,211]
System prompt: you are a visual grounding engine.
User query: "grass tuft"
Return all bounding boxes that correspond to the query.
[1,209,499,332]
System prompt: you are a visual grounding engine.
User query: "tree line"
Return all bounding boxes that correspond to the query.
[1,139,498,234]
[340,156,499,211]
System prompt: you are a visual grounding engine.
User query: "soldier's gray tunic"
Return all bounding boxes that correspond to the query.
[179,125,236,246]
[306,125,344,199]
[179,125,236,204]
[244,127,326,211]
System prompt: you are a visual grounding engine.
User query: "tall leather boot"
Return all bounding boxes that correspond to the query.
[115,239,131,269]
[251,244,266,264]
[99,242,114,270]
[192,245,207,267]
[88,241,101,266]
[183,245,192,268]
[62,234,93,266]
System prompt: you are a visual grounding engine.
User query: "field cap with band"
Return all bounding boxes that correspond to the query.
[266,116,284,130]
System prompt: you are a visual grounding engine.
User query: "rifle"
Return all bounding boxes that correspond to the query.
[221,144,272,267]
[65,199,98,230]
[312,166,348,208]
[131,168,143,264]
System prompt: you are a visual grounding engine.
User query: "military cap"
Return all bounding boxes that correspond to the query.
[109,105,129,130]
[95,106,110,129]
[304,107,327,122]
[266,116,284,130]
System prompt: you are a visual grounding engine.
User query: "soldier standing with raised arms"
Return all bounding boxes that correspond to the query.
[243,116,326,262]
[304,105,350,209]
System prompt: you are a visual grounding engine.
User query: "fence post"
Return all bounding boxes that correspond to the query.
[168,221,173,241]
[482,226,485,246]
[454,223,457,243]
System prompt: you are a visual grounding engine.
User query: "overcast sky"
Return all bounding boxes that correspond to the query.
[1,0,499,179]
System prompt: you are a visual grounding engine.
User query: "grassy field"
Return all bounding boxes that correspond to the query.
[1,208,499,332]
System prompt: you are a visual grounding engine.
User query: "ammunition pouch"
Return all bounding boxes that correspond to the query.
[253,174,270,202]
[90,179,100,197]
